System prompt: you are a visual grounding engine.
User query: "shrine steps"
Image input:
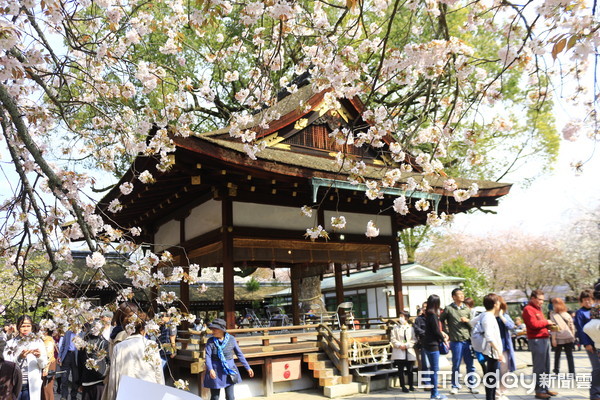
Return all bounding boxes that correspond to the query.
[303,352,359,398]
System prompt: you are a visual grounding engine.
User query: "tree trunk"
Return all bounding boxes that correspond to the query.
[298,275,324,312]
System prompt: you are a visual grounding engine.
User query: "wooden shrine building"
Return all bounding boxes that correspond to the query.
[98,84,511,329]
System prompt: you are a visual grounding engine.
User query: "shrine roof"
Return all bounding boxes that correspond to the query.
[189,130,510,193]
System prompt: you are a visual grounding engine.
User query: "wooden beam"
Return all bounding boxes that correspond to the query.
[222,198,236,330]
[233,226,394,245]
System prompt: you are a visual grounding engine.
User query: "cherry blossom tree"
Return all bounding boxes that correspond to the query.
[418,226,599,296]
[0,0,598,339]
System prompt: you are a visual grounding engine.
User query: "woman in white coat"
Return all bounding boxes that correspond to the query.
[391,311,417,392]
[3,315,48,400]
[103,312,164,400]
[471,294,504,400]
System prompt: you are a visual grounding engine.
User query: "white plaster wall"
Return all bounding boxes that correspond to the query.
[154,219,180,252]
[185,199,222,240]
[367,288,378,319]
[324,210,392,236]
[233,202,309,230]
[376,287,389,318]
[407,285,429,316]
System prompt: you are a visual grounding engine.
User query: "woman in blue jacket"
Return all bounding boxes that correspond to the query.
[497,297,516,400]
[204,319,254,400]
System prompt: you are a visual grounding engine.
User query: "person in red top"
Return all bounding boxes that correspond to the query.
[522,290,558,399]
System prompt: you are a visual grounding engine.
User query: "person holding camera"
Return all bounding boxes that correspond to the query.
[3,315,48,400]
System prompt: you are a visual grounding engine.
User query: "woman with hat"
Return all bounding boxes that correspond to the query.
[204,319,253,400]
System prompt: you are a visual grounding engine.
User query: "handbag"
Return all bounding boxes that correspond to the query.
[438,320,449,354]
[228,373,241,384]
[439,340,450,355]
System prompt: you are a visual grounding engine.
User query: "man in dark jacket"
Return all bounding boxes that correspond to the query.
[0,356,22,400]
[574,289,599,400]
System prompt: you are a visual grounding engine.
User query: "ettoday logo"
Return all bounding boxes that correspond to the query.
[417,371,592,393]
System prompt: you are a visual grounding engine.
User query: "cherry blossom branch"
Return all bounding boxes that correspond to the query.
[0,83,97,252]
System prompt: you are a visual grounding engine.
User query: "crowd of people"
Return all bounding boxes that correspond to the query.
[0,303,179,400]
[389,285,600,400]
[1,284,599,400]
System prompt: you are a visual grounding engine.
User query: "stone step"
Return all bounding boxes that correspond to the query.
[319,374,352,387]
[308,360,334,370]
[323,382,361,398]
[313,368,335,378]
[319,375,341,386]
[303,352,328,363]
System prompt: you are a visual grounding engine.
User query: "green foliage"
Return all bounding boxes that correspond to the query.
[439,257,489,305]
[399,226,431,263]
[245,277,260,292]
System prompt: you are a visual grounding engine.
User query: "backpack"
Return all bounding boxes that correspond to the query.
[471,318,487,354]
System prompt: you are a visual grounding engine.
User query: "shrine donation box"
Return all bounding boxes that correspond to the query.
[272,359,301,382]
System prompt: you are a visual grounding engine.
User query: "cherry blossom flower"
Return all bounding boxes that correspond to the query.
[331,216,347,230]
[415,199,430,211]
[393,196,409,215]
[138,170,155,184]
[365,220,379,238]
[224,71,239,82]
[174,380,190,391]
[562,120,582,141]
[301,206,313,218]
[119,182,134,196]
[86,252,106,270]
[305,225,329,241]
[107,199,122,213]
[444,179,458,192]
[453,189,471,202]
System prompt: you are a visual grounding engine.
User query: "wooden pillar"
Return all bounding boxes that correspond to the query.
[334,263,345,326]
[179,217,190,315]
[222,198,236,329]
[339,326,349,377]
[391,218,404,316]
[149,245,158,312]
[291,267,300,325]
[263,357,273,397]
[334,263,344,306]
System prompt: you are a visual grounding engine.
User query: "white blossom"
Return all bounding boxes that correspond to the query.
[331,216,346,230]
[393,196,409,215]
[415,199,430,211]
[119,182,134,195]
[301,205,313,218]
[365,220,379,238]
[86,252,106,270]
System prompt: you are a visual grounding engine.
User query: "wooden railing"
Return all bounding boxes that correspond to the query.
[182,324,320,374]
[316,324,350,378]
[175,322,394,396]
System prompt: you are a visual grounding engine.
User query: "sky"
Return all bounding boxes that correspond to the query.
[450,133,600,236]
